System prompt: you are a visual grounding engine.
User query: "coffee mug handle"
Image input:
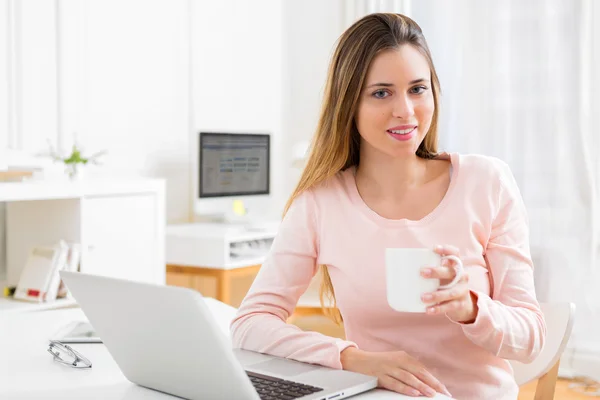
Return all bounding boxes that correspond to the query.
[437,255,464,289]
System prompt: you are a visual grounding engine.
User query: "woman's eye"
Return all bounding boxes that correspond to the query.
[372,89,390,99]
[410,85,428,95]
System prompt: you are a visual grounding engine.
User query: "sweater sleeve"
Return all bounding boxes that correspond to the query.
[459,162,547,363]
[230,189,357,369]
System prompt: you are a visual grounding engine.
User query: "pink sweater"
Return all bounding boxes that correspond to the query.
[231,153,546,400]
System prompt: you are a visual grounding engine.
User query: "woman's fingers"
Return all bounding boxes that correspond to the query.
[421,266,455,280]
[422,283,467,304]
[387,368,438,397]
[378,374,422,397]
[396,353,451,396]
[427,298,467,315]
[434,244,460,256]
[406,363,452,397]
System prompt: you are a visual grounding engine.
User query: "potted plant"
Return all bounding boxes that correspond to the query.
[47,141,107,180]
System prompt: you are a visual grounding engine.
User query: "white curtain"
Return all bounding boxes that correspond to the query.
[0,202,5,281]
[343,0,600,381]
[341,0,411,28]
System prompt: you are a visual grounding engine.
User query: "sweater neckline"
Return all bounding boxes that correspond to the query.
[345,152,460,228]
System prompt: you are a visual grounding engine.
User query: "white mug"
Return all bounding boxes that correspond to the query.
[386,248,464,313]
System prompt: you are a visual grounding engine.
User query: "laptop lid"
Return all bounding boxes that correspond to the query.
[60,271,260,400]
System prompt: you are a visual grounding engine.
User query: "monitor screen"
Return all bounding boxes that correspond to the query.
[199,132,270,198]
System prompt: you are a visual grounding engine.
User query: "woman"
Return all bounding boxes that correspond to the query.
[231,13,545,400]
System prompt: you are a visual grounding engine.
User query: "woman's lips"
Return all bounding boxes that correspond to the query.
[387,127,416,141]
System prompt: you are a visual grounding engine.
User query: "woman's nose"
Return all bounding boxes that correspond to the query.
[392,95,415,119]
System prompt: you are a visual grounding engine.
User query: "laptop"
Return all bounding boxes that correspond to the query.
[60,271,377,400]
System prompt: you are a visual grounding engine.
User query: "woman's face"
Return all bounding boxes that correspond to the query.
[355,45,435,159]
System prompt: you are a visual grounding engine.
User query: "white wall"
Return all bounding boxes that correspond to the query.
[0,1,9,149]
[280,0,345,196]
[191,0,284,219]
[0,0,285,279]
[0,0,285,223]
[57,0,191,223]
[0,204,4,281]
[0,1,8,280]
[0,0,190,222]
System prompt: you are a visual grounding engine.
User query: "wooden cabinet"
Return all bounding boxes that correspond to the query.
[166,264,261,308]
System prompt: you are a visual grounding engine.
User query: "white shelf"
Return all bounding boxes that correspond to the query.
[1,178,166,287]
[0,297,78,313]
[0,178,164,202]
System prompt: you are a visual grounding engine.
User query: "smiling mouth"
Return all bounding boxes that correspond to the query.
[386,127,416,135]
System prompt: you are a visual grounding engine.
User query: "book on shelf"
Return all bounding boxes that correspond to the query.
[12,241,81,303]
[57,243,81,299]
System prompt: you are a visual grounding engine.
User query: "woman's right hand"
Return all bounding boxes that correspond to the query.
[340,347,452,398]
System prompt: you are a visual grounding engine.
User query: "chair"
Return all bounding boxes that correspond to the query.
[510,302,576,400]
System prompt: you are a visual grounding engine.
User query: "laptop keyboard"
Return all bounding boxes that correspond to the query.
[246,371,324,400]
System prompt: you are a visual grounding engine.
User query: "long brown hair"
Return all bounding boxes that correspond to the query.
[284,13,442,324]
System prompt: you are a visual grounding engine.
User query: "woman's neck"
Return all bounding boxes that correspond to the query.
[355,152,429,199]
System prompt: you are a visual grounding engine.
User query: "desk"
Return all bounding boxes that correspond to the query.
[0,299,449,400]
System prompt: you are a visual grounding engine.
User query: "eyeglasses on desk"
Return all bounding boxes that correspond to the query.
[47,340,92,369]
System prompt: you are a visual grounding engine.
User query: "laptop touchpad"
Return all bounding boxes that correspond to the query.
[250,358,321,377]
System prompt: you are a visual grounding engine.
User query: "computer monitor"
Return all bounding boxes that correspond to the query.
[193,131,271,222]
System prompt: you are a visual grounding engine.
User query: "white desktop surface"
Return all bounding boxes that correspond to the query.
[0,299,450,400]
